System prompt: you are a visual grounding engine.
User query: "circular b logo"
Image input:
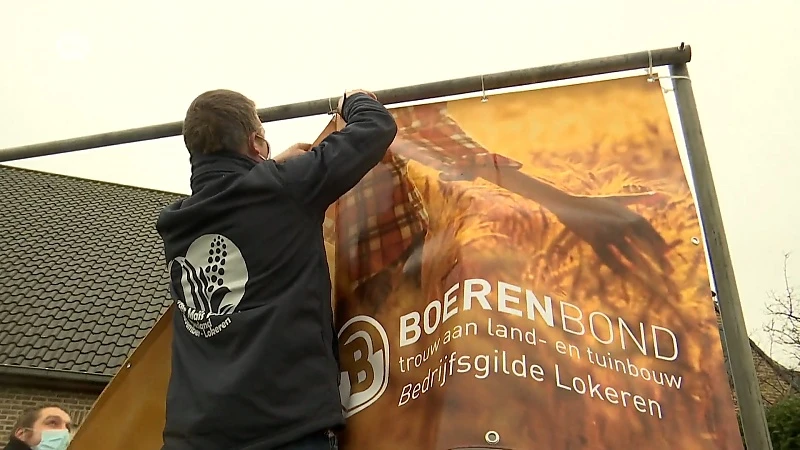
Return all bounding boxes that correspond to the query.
[338,315,390,417]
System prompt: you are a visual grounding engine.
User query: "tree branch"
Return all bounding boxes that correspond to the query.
[763,253,800,369]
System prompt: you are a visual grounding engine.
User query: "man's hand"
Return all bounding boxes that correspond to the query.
[337,89,379,115]
[273,143,312,162]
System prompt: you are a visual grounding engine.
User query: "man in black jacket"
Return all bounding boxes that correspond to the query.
[3,405,72,450]
[156,89,397,450]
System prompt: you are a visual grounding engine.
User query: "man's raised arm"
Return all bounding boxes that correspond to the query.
[269,90,398,211]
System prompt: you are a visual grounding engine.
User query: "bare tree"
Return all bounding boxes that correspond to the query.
[764,253,799,369]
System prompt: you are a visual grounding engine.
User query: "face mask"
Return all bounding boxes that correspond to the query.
[33,429,71,450]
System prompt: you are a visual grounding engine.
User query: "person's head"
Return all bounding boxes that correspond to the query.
[10,405,72,450]
[182,89,271,161]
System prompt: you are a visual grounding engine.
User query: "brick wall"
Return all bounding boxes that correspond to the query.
[0,385,97,439]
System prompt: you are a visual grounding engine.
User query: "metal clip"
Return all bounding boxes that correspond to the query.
[480,75,488,103]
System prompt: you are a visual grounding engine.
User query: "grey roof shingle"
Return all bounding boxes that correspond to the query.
[0,165,184,376]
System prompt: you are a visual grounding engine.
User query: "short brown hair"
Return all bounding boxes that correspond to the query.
[9,405,60,440]
[182,89,262,154]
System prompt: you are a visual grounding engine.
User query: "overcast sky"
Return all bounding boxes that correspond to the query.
[1,0,797,367]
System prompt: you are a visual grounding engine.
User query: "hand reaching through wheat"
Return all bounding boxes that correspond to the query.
[386,135,676,294]
[546,192,674,271]
[471,167,676,292]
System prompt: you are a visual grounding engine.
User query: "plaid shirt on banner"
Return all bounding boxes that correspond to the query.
[329,102,522,289]
[332,141,429,290]
[391,103,522,178]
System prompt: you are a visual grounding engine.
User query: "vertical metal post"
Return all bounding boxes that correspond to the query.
[670,63,773,450]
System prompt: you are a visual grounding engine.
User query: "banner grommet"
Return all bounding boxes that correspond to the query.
[484,430,500,445]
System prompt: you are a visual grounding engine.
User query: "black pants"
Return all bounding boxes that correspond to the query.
[275,431,338,450]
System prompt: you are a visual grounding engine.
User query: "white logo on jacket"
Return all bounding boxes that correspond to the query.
[168,234,248,338]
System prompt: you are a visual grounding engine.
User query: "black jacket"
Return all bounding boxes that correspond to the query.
[2,437,30,450]
[156,93,397,450]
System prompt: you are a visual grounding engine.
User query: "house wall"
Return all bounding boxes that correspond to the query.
[0,385,97,439]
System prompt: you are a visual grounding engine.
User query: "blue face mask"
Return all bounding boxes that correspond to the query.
[33,429,71,450]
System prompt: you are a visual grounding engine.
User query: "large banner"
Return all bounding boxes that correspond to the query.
[322,77,743,449]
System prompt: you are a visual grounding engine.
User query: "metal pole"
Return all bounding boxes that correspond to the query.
[670,63,773,450]
[0,44,691,163]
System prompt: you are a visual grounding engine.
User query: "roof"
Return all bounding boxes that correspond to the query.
[749,339,800,393]
[714,302,800,404]
[0,165,184,377]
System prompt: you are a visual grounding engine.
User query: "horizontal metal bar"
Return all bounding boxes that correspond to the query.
[0,44,691,163]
